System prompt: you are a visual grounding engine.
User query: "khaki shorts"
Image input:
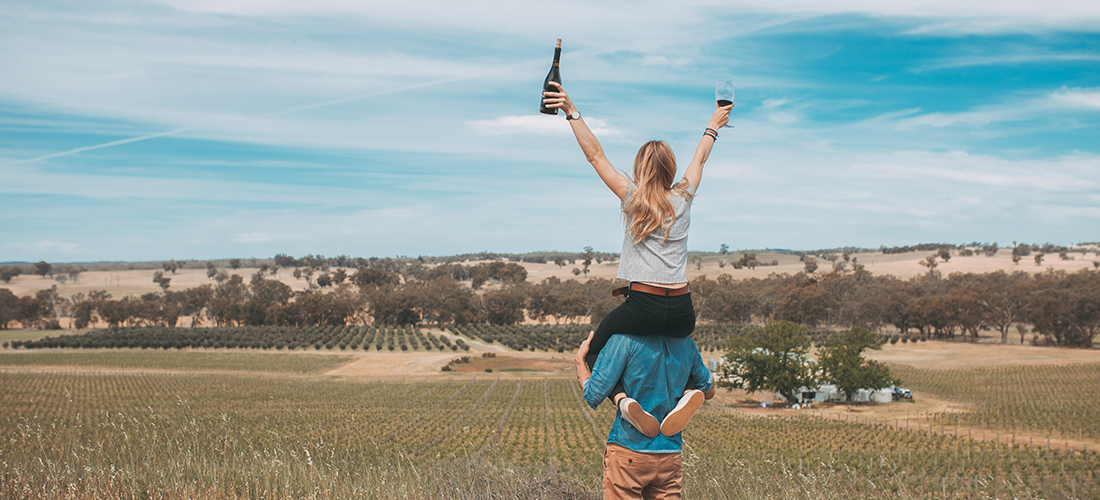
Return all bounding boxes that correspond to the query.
[602,443,683,500]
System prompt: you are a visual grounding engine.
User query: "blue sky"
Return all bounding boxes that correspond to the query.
[2,0,1098,263]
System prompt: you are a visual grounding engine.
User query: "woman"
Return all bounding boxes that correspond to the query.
[543,81,732,438]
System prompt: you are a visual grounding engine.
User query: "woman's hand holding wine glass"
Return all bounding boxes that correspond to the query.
[709,101,733,131]
[715,81,735,128]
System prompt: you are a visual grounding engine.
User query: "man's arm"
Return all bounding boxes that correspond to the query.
[543,82,630,201]
[577,332,629,410]
[687,341,716,399]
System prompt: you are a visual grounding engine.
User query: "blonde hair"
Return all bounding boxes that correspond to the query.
[623,140,694,244]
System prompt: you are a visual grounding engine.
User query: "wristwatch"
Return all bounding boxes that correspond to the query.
[566,110,581,121]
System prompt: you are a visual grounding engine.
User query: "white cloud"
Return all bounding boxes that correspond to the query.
[5,241,83,255]
[642,55,692,68]
[890,88,1100,131]
[1049,88,1100,110]
[768,111,800,124]
[847,150,1100,192]
[757,97,801,124]
[760,98,792,109]
[1035,205,1100,219]
[232,233,272,244]
[466,115,623,137]
[733,0,1100,33]
[914,53,1100,73]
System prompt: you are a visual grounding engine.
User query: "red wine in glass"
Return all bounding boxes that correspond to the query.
[716,81,735,127]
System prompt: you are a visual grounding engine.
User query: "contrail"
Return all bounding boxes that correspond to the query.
[4,127,196,167]
[2,74,468,167]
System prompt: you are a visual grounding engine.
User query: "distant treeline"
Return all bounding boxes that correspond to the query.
[3,254,1098,348]
[877,242,1083,257]
[5,241,1096,277]
[0,249,621,275]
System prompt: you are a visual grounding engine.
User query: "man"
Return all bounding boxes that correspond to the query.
[576,331,715,500]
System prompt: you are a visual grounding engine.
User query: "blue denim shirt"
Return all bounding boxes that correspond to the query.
[582,334,713,454]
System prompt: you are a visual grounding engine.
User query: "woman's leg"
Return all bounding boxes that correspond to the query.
[585,293,657,370]
[664,293,696,338]
[587,297,661,437]
[590,291,695,402]
[587,299,644,404]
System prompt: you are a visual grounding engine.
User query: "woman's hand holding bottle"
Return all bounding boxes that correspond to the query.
[542,81,577,116]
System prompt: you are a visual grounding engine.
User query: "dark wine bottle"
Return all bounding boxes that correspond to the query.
[539,39,562,115]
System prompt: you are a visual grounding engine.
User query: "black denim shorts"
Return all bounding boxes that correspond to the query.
[585,288,695,370]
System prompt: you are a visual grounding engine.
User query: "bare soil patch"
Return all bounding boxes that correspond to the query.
[449,354,573,374]
[867,339,1100,369]
[709,388,1099,451]
[323,349,576,379]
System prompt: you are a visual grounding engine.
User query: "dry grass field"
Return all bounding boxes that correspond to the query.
[3,329,1099,499]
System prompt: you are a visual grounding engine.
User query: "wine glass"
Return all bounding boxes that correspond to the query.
[716,81,735,128]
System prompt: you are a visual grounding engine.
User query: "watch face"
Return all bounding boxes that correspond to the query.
[569,111,580,120]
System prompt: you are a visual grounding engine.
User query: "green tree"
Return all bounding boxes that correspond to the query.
[0,266,21,284]
[33,261,52,278]
[818,327,898,402]
[719,243,729,255]
[69,293,95,330]
[720,320,817,404]
[582,246,594,278]
[152,271,171,291]
[352,267,401,291]
[0,288,18,329]
[736,253,760,270]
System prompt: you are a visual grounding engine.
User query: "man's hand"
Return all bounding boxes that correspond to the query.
[575,331,594,389]
[575,330,593,364]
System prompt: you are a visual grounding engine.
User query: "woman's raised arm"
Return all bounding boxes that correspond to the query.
[543,82,629,201]
[682,103,733,192]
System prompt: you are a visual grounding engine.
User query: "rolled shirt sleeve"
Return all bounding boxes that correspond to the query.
[687,345,714,394]
[582,336,630,410]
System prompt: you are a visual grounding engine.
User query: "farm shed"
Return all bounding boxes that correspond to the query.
[785,385,894,404]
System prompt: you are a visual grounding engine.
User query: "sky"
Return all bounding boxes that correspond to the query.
[1,0,1099,263]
